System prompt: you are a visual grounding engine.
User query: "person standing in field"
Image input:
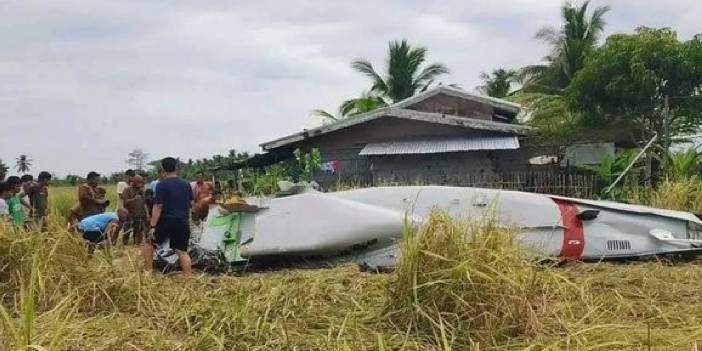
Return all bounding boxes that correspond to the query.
[78,171,108,217]
[20,175,33,207]
[122,175,149,245]
[143,157,193,275]
[149,170,164,196]
[19,175,34,226]
[27,171,51,231]
[5,176,27,229]
[144,188,155,218]
[116,169,135,209]
[191,172,214,223]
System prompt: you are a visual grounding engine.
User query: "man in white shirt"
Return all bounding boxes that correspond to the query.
[116,169,136,209]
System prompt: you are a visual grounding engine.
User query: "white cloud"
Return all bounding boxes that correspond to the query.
[0,0,699,176]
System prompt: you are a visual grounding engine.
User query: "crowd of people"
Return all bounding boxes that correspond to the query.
[0,157,216,276]
[0,172,52,232]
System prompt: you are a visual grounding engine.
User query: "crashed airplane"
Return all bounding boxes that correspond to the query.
[156,185,702,272]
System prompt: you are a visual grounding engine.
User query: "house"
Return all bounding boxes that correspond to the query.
[257,86,537,185]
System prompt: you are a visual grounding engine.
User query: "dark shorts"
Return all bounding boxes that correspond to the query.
[154,218,190,252]
[81,230,104,244]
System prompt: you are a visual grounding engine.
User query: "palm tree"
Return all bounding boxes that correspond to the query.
[15,154,32,173]
[312,92,388,121]
[520,1,609,92]
[477,68,518,98]
[352,39,449,103]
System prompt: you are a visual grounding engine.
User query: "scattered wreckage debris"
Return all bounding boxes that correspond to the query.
[153,184,702,274]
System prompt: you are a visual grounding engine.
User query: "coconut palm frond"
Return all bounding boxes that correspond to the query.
[310,109,339,121]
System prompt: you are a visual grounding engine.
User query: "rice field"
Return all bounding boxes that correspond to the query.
[3,184,702,350]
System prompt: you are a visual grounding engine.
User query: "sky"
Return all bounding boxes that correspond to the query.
[0,0,700,177]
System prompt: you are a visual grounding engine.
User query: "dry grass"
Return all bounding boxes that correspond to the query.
[624,178,702,214]
[387,211,557,346]
[4,184,702,349]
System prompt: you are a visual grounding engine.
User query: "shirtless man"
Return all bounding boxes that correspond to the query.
[191,172,214,222]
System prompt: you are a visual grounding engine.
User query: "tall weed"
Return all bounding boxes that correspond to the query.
[387,210,563,347]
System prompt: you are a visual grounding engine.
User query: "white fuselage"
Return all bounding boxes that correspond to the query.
[198,186,702,266]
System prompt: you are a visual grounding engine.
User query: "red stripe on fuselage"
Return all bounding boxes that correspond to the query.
[553,199,585,260]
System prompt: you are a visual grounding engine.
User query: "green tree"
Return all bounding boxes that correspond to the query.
[312,92,388,121]
[520,1,610,92]
[512,1,609,153]
[511,93,582,156]
[15,155,32,173]
[477,68,517,98]
[65,175,79,186]
[568,27,702,151]
[352,39,449,103]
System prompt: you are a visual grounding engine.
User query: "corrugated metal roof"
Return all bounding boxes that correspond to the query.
[359,136,520,156]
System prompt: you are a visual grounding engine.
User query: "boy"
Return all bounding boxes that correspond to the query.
[27,171,51,231]
[122,175,149,245]
[5,176,26,228]
[77,209,128,253]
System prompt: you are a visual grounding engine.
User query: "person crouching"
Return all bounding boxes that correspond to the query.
[77,209,128,254]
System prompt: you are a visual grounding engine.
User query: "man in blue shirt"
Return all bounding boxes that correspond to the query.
[77,209,128,253]
[143,157,193,275]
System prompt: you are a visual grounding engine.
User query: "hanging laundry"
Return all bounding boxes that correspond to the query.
[320,160,341,174]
